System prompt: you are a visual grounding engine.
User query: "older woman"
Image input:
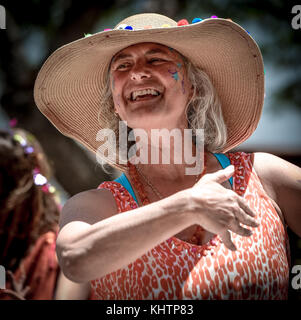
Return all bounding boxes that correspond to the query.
[34,13,301,299]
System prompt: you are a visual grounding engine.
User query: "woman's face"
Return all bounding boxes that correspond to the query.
[109,42,193,130]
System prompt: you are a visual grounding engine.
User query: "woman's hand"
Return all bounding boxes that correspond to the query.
[186,165,259,251]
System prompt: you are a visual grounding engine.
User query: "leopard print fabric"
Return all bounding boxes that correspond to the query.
[90,152,290,299]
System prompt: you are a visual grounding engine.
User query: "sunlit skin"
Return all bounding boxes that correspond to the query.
[109,42,200,189]
[110,43,193,131]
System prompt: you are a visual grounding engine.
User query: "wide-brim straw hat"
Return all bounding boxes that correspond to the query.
[34,13,264,172]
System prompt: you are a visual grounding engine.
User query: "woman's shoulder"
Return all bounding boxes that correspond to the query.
[252,151,301,199]
[252,151,291,184]
[244,151,299,204]
[59,187,118,229]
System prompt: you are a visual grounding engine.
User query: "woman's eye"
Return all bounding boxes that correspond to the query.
[117,63,130,70]
[149,58,164,64]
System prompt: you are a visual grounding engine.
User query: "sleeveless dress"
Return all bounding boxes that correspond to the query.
[90,152,290,300]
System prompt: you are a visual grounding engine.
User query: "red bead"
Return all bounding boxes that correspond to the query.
[211,238,218,246]
[42,185,49,193]
[235,178,241,185]
[177,19,189,26]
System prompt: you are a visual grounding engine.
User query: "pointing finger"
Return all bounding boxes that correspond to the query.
[205,165,235,184]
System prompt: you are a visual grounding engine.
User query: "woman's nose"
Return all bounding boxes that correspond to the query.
[130,63,151,81]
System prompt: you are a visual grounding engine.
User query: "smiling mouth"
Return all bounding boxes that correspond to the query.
[130,89,161,102]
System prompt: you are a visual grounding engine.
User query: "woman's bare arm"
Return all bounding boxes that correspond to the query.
[253,152,301,237]
[54,271,91,300]
[56,166,258,283]
[56,188,193,282]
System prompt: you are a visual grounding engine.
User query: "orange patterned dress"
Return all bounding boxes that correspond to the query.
[90,152,290,300]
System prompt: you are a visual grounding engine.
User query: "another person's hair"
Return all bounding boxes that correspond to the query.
[98,46,227,165]
[0,129,59,272]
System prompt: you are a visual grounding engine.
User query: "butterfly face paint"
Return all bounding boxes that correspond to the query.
[168,69,179,81]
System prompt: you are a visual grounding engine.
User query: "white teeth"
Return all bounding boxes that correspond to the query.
[131,89,160,101]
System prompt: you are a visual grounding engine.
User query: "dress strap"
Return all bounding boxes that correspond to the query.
[114,173,138,204]
[212,153,233,187]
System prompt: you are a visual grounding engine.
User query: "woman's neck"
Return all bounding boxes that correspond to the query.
[128,128,205,182]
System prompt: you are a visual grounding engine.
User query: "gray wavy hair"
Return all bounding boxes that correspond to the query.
[183,55,227,152]
[98,51,227,166]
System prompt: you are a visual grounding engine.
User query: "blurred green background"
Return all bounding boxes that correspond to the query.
[0,0,300,299]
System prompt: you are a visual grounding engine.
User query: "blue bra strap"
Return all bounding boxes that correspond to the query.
[114,173,138,204]
[212,153,233,187]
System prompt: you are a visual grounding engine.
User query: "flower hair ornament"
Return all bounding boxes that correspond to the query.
[9,122,57,196]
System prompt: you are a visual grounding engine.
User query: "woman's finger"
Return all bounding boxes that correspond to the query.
[228,219,253,237]
[235,207,259,228]
[203,165,235,185]
[219,230,237,251]
[237,197,257,217]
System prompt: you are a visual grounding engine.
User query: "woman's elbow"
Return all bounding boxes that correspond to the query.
[56,239,91,283]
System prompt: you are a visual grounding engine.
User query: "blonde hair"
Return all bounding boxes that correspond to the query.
[98,51,227,167]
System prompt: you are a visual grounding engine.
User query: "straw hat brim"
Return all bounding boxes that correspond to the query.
[34,16,264,172]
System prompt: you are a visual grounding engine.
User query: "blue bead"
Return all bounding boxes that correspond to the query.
[192,18,202,24]
[125,25,133,30]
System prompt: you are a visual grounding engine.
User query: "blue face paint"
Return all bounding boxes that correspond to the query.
[177,63,182,69]
[173,72,179,81]
[168,69,179,81]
